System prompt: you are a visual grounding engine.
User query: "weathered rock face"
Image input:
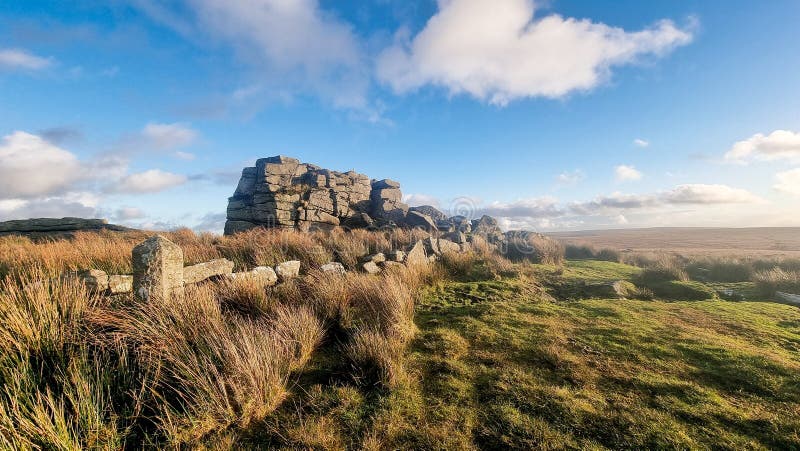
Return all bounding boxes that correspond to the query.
[224,156,410,235]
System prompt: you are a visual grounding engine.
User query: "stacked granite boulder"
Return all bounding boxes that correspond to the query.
[224,156,409,235]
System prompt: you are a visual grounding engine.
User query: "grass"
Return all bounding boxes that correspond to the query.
[1,229,800,448]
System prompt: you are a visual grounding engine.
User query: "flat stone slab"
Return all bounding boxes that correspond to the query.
[183,259,235,285]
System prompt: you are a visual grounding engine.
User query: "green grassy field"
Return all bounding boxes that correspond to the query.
[244,260,800,449]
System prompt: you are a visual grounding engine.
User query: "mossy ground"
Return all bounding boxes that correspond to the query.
[244,260,800,449]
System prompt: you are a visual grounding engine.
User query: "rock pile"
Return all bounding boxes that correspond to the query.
[223,155,513,241]
[225,156,409,235]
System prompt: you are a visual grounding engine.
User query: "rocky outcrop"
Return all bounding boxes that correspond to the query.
[0,217,131,238]
[224,156,410,235]
[409,205,446,223]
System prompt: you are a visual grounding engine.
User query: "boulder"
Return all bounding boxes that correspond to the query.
[371,179,401,189]
[405,240,428,266]
[183,259,235,285]
[320,262,346,275]
[443,231,467,244]
[437,239,461,255]
[361,253,386,264]
[229,266,279,286]
[275,260,301,281]
[380,261,404,270]
[387,250,405,262]
[132,235,184,302]
[423,236,441,256]
[409,205,446,222]
[108,275,133,294]
[403,211,437,232]
[78,269,109,292]
[362,261,382,274]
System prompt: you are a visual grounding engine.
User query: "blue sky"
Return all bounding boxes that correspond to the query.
[1,0,799,232]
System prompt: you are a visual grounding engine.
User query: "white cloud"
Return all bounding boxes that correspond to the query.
[113,170,188,194]
[0,48,52,70]
[136,0,367,109]
[556,169,585,186]
[774,168,800,196]
[141,122,197,149]
[114,207,147,220]
[615,164,643,182]
[403,193,441,207]
[477,197,562,219]
[724,130,800,164]
[633,138,650,148]
[377,0,693,105]
[0,196,98,221]
[468,183,762,231]
[662,184,762,204]
[174,151,196,161]
[0,131,83,197]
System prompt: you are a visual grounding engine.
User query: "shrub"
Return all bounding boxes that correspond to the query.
[644,280,717,301]
[685,257,754,282]
[344,328,408,389]
[103,285,297,443]
[503,233,565,265]
[754,268,800,296]
[636,258,689,284]
[565,244,596,260]
[270,305,324,371]
[565,244,621,262]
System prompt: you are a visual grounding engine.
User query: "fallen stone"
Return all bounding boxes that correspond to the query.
[183,259,235,285]
[380,261,404,270]
[275,260,301,281]
[405,240,428,266]
[361,253,386,264]
[776,291,800,306]
[362,261,382,274]
[403,211,437,232]
[387,250,405,262]
[229,266,278,286]
[437,239,461,255]
[78,269,109,292]
[320,262,346,275]
[132,235,184,302]
[108,275,133,294]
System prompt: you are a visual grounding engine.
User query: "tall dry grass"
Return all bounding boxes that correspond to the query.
[754,268,800,296]
[0,226,522,445]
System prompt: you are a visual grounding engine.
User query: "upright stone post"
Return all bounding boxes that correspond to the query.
[132,235,184,302]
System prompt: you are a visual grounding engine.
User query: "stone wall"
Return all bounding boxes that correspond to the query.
[225,156,408,235]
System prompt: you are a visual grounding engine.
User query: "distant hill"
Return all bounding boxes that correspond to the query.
[548,227,800,256]
[0,217,133,239]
